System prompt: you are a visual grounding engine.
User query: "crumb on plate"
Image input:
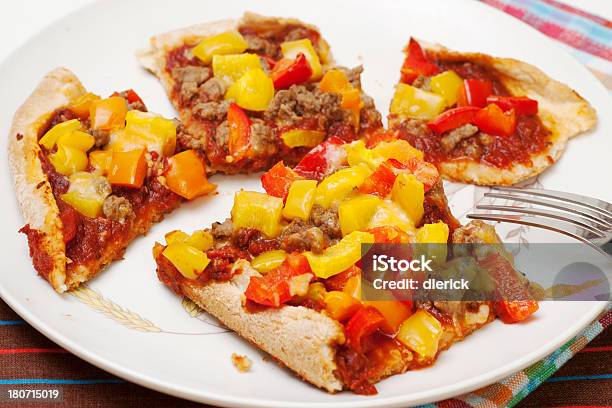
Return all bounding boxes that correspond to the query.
[231,353,252,373]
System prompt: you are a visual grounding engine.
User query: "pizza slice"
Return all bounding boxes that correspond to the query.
[9,68,216,292]
[138,12,382,174]
[387,38,596,186]
[152,134,538,393]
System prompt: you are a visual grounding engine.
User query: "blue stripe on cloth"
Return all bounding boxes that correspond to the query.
[0,320,26,326]
[0,379,126,385]
[546,374,612,383]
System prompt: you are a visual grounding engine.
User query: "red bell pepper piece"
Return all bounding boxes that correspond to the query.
[473,103,517,137]
[477,252,538,323]
[358,160,399,197]
[270,53,313,90]
[345,306,385,352]
[227,103,251,160]
[111,89,144,105]
[293,136,346,181]
[486,95,538,116]
[245,254,312,307]
[427,106,480,134]
[261,161,302,200]
[367,226,412,244]
[400,38,439,84]
[458,79,493,108]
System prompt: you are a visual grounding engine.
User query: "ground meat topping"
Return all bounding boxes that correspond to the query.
[337,65,363,89]
[249,119,277,157]
[214,120,230,149]
[193,99,231,122]
[211,219,234,240]
[411,75,431,90]
[90,129,110,147]
[113,91,147,112]
[310,205,342,239]
[440,124,479,153]
[401,118,432,139]
[264,85,346,128]
[244,35,279,58]
[102,195,134,224]
[279,220,329,253]
[360,94,382,131]
[171,66,212,106]
[199,78,226,102]
[176,122,205,150]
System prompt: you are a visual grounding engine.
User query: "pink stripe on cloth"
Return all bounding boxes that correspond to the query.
[482,0,612,61]
[539,0,612,28]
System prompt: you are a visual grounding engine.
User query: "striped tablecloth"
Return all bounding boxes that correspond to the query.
[1,0,611,407]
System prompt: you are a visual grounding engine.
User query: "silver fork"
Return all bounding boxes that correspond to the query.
[467,187,612,257]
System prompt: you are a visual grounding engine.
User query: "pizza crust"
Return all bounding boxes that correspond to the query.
[8,67,86,292]
[179,259,345,393]
[396,43,597,186]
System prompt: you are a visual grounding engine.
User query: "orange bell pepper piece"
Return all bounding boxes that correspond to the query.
[70,92,100,119]
[90,96,128,130]
[319,70,362,127]
[108,148,147,188]
[365,300,413,334]
[165,150,216,200]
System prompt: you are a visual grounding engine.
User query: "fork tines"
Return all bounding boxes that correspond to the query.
[467,186,612,255]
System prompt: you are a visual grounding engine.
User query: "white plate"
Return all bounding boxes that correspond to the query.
[0,0,610,406]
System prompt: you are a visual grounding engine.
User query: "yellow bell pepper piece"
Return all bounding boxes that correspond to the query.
[193,31,249,65]
[338,194,382,235]
[391,173,424,225]
[415,221,449,265]
[282,179,317,220]
[225,68,274,112]
[60,172,111,217]
[231,191,283,237]
[307,282,327,303]
[429,70,463,107]
[314,164,372,208]
[89,150,113,176]
[49,145,88,176]
[185,230,214,252]
[165,230,189,245]
[390,83,446,120]
[57,130,94,151]
[69,92,100,119]
[367,200,415,233]
[324,290,361,321]
[305,231,374,279]
[281,38,323,80]
[39,119,81,150]
[163,229,213,252]
[371,139,424,163]
[345,140,423,170]
[251,250,287,274]
[162,242,210,280]
[212,53,262,84]
[90,96,128,130]
[108,111,177,156]
[416,221,449,243]
[396,309,443,360]
[343,275,362,300]
[280,129,326,148]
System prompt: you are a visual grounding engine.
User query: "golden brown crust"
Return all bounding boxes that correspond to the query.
[179,260,345,393]
[8,68,86,292]
[393,42,597,186]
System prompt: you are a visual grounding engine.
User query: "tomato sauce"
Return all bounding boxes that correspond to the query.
[401,60,551,169]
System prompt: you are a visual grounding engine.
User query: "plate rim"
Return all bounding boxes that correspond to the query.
[0,0,610,406]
